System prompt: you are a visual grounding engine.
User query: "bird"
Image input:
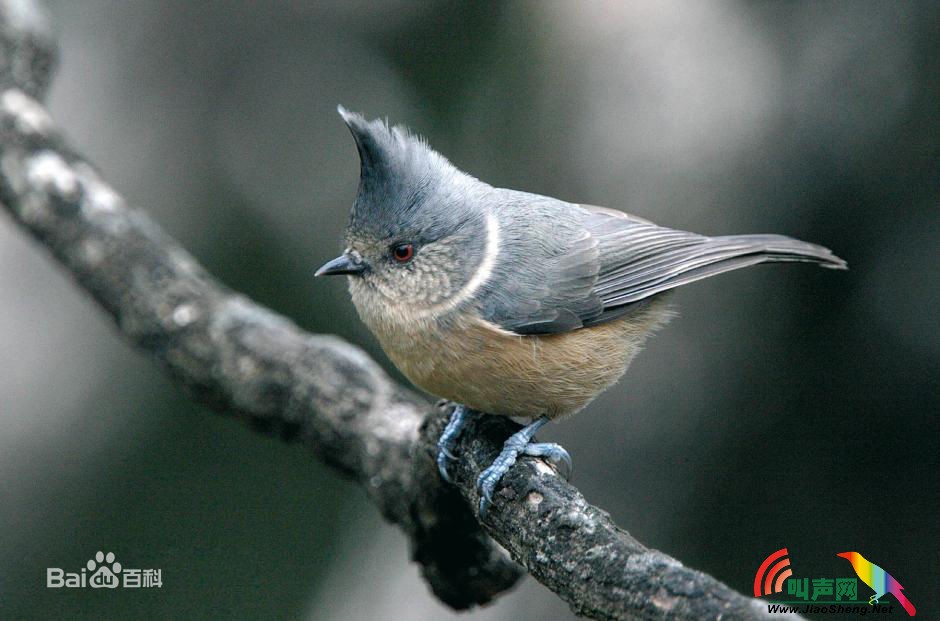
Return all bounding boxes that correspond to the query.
[317,106,847,516]
[837,551,916,616]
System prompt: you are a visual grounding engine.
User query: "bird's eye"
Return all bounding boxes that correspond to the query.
[391,243,415,263]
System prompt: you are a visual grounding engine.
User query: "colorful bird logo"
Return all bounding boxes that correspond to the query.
[837,551,916,616]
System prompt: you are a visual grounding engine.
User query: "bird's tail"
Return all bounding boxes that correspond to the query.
[893,588,916,616]
[711,234,848,270]
[601,234,848,303]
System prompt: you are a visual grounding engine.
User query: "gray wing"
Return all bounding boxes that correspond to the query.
[583,206,846,314]
[482,202,846,335]
[482,215,604,334]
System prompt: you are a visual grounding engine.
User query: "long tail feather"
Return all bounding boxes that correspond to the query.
[712,234,848,270]
[599,233,847,306]
[892,588,916,616]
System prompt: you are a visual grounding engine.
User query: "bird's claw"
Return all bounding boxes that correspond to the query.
[436,449,455,483]
[476,417,572,518]
[438,410,572,515]
[436,404,471,483]
[523,442,573,480]
[476,467,499,517]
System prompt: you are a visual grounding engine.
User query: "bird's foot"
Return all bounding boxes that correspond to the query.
[436,404,473,483]
[868,595,879,606]
[476,416,571,517]
[521,441,572,480]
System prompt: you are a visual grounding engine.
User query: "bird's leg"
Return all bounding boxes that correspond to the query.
[476,416,571,517]
[436,403,473,483]
[869,594,880,606]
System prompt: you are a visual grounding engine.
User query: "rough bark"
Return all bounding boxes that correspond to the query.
[0,2,801,619]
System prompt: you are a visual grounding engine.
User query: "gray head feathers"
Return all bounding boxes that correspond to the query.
[337,106,480,241]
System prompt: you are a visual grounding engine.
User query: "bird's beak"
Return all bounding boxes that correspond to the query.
[315,253,366,277]
[836,552,851,559]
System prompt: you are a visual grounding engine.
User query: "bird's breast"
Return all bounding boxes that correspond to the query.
[352,292,669,419]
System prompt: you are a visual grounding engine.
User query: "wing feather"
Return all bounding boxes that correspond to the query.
[481,201,845,335]
[582,206,845,312]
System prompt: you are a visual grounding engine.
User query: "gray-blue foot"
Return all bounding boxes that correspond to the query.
[476,417,571,517]
[437,404,472,483]
[522,442,572,480]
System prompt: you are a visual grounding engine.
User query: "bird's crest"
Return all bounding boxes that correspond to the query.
[336,105,465,238]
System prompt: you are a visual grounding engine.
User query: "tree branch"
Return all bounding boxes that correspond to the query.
[0,2,800,619]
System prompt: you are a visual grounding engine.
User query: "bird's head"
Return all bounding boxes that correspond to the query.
[837,552,860,562]
[316,107,492,316]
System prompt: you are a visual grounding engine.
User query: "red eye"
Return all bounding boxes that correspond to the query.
[391,243,414,263]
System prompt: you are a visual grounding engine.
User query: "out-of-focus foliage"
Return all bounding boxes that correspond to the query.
[1,2,937,619]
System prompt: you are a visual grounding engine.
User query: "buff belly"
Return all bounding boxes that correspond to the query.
[367,301,670,420]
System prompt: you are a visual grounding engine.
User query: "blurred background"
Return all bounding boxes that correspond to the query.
[1,1,937,619]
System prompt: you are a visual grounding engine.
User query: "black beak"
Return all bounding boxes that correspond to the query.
[315,253,366,277]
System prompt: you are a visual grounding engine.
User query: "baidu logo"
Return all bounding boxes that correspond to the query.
[88,550,121,588]
[47,551,162,589]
